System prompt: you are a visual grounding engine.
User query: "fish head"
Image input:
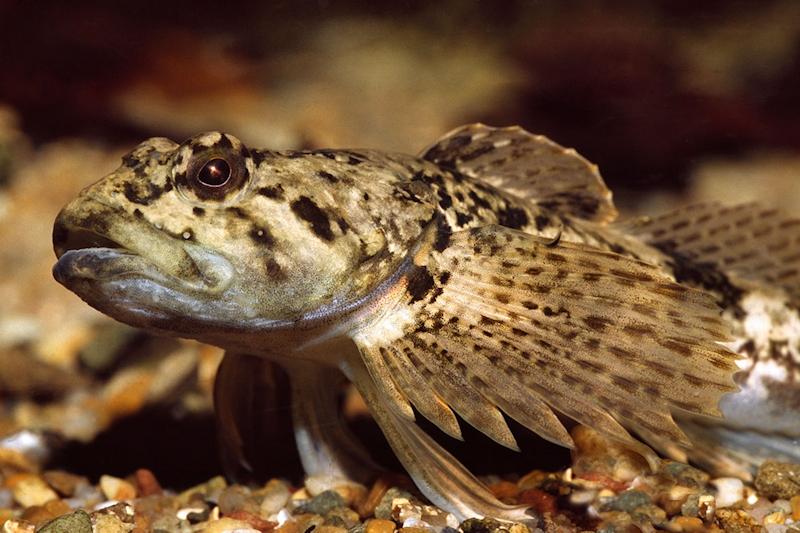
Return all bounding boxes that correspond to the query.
[52,132,399,346]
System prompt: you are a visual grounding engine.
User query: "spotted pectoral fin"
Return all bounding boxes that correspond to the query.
[618,202,800,306]
[420,123,617,223]
[352,224,739,464]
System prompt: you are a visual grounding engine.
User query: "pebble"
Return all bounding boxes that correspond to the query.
[42,470,88,498]
[93,513,131,533]
[0,488,12,508]
[791,494,800,520]
[315,526,348,533]
[374,488,414,521]
[2,520,35,533]
[660,462,710,488]
[518,488,556,515]
[99,475,137,501]
[358,478,392,518]
[669,515,705,532]
[19,498,70,525]
[763,510,786,524]
[7,474,58,507]
[133,468,162,496]
[570,426,649,483]
[296,489,345,516]
[305,474,367,506]
[36,509,93,533]
[460,518,530,533]
[711,477,744,508]
[325,505,361,528]
[715,508,762,533]
[177,475,227,505]
[696,494,716,522]
[365,518,397,533]
[225,509,278,530]
[201,517,261,533]
[755,461,800,500]
[94,501,135,525]
[259,479,292,515]
[218,485,262,516]
[603,489,651,512]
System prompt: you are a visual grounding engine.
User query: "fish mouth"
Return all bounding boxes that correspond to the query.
[52,196,235,323]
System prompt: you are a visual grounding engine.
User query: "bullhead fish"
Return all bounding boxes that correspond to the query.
[51,124,799,520]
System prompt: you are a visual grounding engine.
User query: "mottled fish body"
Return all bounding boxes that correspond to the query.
[52,124,799,520]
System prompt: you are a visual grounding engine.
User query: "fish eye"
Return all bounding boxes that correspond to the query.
[197,158,232,188]
[176,133,252,202]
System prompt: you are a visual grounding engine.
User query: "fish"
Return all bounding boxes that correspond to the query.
[51,124,799,521]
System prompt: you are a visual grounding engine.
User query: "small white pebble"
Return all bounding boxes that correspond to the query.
[182,231,192,240]
[712,477,744,508]
[276,508,292,526]
[176,506,206,520]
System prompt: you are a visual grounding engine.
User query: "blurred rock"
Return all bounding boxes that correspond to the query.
[36,509,92,533]
[570,425,650,485]
[754,461,800,500]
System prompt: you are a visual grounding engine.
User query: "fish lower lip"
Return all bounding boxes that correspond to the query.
[53,248,160,285]
[53,246,233,293]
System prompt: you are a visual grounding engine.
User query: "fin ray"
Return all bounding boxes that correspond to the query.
[420,123,617,223]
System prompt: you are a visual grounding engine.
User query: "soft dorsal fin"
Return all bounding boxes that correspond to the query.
[618,202,800,307]
[420,123,618,223]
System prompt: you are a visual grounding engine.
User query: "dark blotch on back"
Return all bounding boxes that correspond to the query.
[497,207,529,229]
[227,206,250,219]
[258,185,284,199]
[653,240,745,315]
[291,196,334,241]
[249,226,276,247]
[437,189,453,209]
[467,190,492,210]
[317,170,339,183]
[433,217,451,252]
[406,265,436,304]
[193,207,205,217]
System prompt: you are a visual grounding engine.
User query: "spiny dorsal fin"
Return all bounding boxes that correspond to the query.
[618,202,800,307]
[351,224,739,464]
[420,124,618,224]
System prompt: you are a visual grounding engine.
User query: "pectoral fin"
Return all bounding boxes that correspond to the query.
[351,224,740,466]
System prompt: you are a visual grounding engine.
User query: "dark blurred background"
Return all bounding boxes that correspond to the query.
[0,0,799,488]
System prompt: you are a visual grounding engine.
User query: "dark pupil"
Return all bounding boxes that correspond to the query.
[197,158,231,187]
